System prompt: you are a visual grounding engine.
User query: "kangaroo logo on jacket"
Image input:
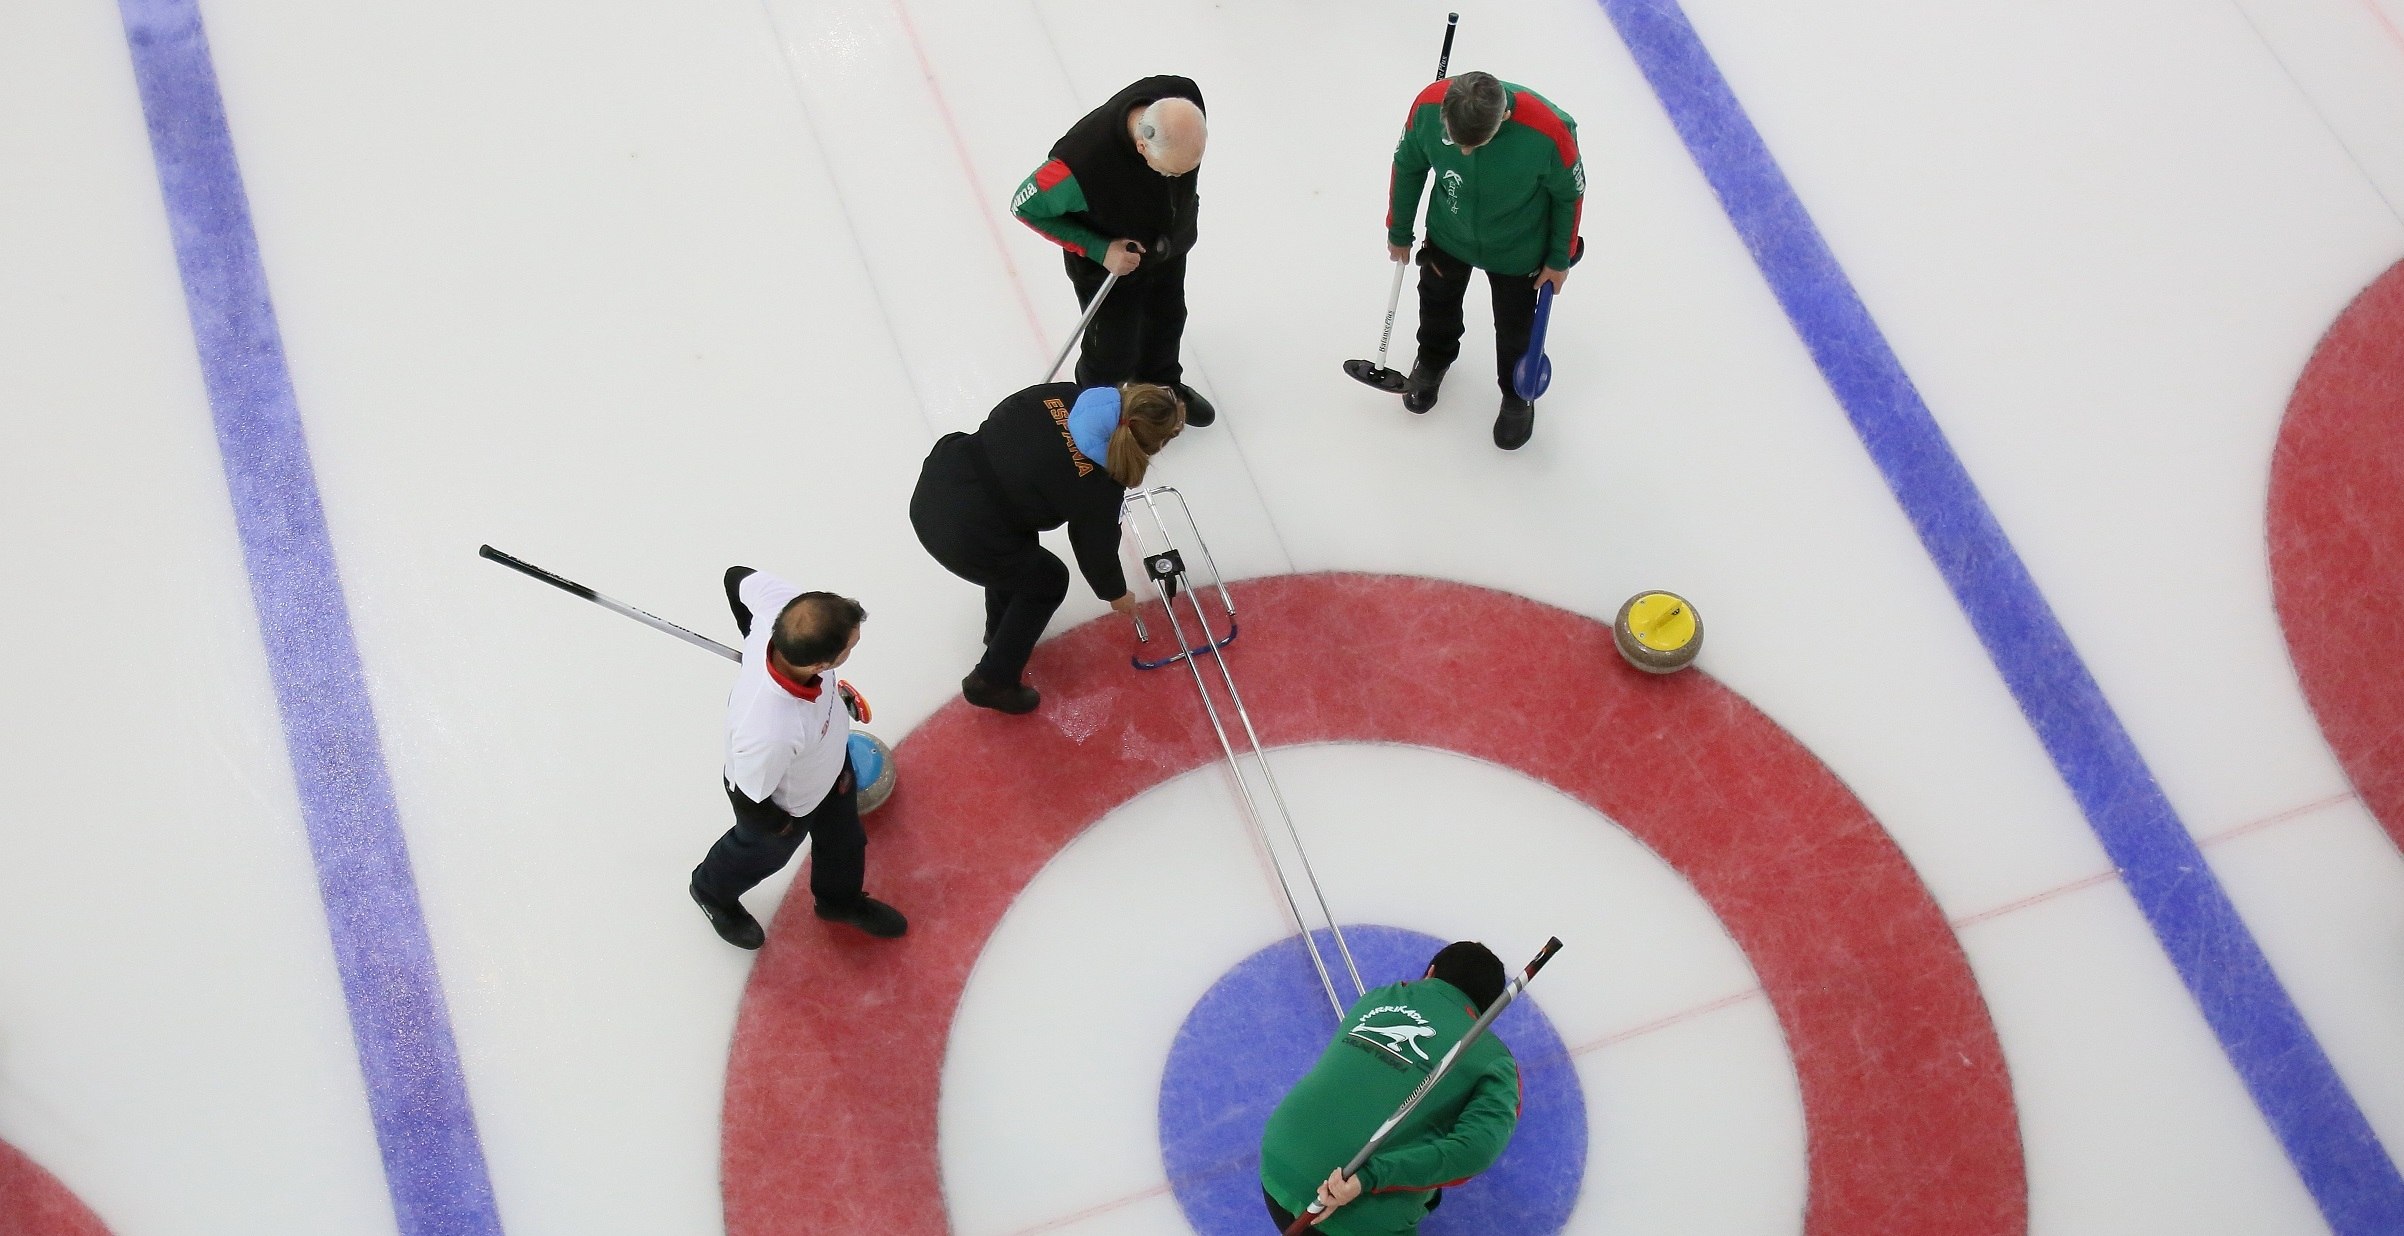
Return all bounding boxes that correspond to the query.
[1345,1003,1437,1068]
[1439,169,1464,214]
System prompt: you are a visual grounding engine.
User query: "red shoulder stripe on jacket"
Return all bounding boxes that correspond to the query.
[1508,91,1579,170]
[1398,80,1448,148]
[1388,81,1451,233]
[1033,158,1073,191]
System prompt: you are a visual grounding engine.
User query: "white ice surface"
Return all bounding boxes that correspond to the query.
[0,5,397,1233]
[940,745,1802,1236]
[2,0,2402,1232]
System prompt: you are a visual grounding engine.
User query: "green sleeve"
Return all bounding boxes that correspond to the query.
[1387,112,1434,249]
[1357,1059,1519,1193]
[1543,128,1584,271]
[1011,162,1112,259]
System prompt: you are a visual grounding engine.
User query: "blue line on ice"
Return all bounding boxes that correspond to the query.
[1597,0,2404,1227]
[117,2,506,1232]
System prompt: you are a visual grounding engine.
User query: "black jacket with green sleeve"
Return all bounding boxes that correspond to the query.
[1011,76,1204,268]
[1259,978,1521,1235]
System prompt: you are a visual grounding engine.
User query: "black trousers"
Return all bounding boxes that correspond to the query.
[1262,1188,1439,1231]
[1065,251,1188,387]
[910,455,1071,685]
[1415,241,1539,398]
[692,774,866,909]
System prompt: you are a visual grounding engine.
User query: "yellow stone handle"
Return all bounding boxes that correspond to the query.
[1636,603,1684,638]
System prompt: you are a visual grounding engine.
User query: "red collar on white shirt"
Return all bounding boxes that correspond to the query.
[765,657,824,700]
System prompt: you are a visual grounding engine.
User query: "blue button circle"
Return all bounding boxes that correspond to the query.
[1157,925,1586,1234]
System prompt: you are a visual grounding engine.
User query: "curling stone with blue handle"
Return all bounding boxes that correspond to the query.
[848,731,897,814]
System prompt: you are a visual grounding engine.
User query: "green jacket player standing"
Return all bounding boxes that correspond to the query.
[1259,942,1520,1234]
[1384,71,1585,451]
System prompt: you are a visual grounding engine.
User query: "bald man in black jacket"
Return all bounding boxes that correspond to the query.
[1011,76,1217,426]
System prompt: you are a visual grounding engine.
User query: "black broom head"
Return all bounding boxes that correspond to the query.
[1343,358,1410,393]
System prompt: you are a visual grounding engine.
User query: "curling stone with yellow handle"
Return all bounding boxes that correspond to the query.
[1613,590,1702,673]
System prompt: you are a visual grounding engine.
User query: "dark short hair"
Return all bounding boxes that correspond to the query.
[1429,941,1507,1012]
[771,592,865,667]
[1442,72,1508,148]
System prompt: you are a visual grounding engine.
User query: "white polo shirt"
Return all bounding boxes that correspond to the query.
[723,571,851,815]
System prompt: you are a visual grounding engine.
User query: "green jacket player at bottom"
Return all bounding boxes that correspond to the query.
[1258,942,1520,1234]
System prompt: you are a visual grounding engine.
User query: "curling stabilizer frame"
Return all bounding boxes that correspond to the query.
[1119,486,1363,1019]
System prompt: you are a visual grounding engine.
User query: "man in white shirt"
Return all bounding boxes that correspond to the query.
[689,566,908,950]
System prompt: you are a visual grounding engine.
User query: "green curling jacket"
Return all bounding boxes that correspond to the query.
[1386,80,1585,277]
[1258,978,1521,1235]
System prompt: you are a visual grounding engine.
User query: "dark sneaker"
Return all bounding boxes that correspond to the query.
[1403,363,1448,414]
[690,882,764,950]
[816,895,909,939]
[1494,395,1535,450]
[1175,383,1216,427]
[962,671,1039,714]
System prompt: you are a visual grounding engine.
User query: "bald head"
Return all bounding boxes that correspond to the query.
[1132,97,1206,176]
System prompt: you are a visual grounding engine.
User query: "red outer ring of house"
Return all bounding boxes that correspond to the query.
[722,573,2024,1235]
[2270,257,2404,850]
[0,1140,111,1236]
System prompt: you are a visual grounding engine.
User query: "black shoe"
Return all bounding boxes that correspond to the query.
[1494,395,1535,450]
[962,671,1039,714]
[1403,363,1447,414]
[816,895,909,939]
[690,882,764,950]
[1175,383,1216,427]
